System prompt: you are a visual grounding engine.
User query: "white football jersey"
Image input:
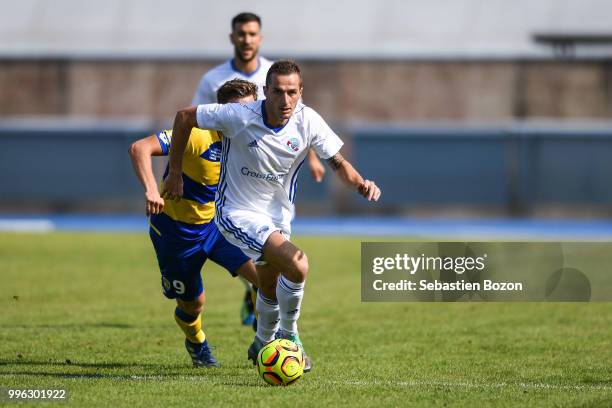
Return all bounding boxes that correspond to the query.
[196,100,343,233]
[192,57,273,105]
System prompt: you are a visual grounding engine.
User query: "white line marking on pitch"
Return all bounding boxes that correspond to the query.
[0,219,54,232]
[127,375,611,391]
[339,379,611,391]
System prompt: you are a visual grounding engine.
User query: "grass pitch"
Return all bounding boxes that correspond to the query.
[0,232,611,407]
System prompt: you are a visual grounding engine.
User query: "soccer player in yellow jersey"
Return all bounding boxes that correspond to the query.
[128,79,259,367]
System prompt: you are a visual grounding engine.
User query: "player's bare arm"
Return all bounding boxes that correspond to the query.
[162,106,198,201]
[327,152,381,201]
[128,135,165,215]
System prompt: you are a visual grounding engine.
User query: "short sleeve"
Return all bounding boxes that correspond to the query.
[307,108,344,159]
[155,130,172,156]
[196,103,249,139]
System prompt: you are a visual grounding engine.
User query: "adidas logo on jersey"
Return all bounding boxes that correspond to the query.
[247,139,259,148]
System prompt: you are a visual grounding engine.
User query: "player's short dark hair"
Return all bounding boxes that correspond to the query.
[231,12,261,30]
[265,60,302,87]
[216,79,258,104]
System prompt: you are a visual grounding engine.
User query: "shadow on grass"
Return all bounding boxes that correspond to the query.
[1,322,134,329]
[0,359,181,369]
[0,359,252,370]
[0,371,108,379]
[0,369,261,387]
[0,359,262,387]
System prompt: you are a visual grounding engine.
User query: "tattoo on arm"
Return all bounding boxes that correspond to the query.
[327,153,345,171]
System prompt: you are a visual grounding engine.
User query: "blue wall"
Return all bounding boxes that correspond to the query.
[2,121,612,214]
[0,121,151,204]
[349,124,612,213]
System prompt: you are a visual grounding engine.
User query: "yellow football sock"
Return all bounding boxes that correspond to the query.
[174,307,205,344]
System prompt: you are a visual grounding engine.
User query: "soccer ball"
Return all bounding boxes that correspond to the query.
[256,339,305,386]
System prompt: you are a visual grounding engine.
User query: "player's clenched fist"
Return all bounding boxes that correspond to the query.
[161,172,184,201]
[358,180,381,202]
[145,191,164,216]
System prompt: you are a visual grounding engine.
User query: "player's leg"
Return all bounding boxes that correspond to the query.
[210,228,283,362]
[205,227,262,337]
[175,292,205,344]
[238,276,256,326]
[234,260,257,286]
[262,231,307,334]
[150,228,219,367]
[168,262,220,368]
[248,262,281,356]
[174,291,219,368]
[213,213,302,364]
[235,261,259,330]
[259,231,311,371]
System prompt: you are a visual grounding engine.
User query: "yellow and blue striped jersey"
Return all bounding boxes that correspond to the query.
[150,128,221,239]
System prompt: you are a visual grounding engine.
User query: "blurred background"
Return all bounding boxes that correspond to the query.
[2,0,612,236]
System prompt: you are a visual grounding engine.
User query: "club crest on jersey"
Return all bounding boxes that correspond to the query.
[200,141,222,162]
[285,137,300,153]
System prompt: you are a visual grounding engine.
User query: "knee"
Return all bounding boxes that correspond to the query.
[288,251,308,283]
[191,304,204,316]
[177,293,205,316]
[180,302,203,316]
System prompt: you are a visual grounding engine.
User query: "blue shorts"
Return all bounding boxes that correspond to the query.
[149,213,250,301]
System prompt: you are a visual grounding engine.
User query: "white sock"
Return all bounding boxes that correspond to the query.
[255,291,279,343]
[276,275,305,335]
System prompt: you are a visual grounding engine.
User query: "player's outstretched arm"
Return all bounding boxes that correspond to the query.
[128,135,165,215]
[162,106,198,201]
[307,149,326,182]
[327,152,381,201]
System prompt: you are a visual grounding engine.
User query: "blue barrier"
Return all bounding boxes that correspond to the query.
[0,119,155,201]
[349,123,612,213]
[2,120,612,214]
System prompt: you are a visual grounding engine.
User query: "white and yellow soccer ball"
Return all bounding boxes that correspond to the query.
[256,339,305,386]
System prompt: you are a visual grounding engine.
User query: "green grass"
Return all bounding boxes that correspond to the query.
[0,232,611,407]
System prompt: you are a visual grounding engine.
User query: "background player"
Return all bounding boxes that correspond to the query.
[163,60,381,372]
[192,12,326,326]
[128,79,259,367]
[192,12,271,105]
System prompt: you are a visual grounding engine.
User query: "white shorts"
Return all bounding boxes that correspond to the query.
[215,209,290,261]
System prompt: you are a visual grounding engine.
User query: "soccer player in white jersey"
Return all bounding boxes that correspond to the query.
[192,13,272,105]
[163,60,381,372]
[193,13,326,327]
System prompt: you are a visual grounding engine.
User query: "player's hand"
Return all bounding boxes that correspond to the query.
[358,180,381,202]
[145,190,164,216]
[307,150,325,182]
[309,158,326,182]
[161,172,183,201]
